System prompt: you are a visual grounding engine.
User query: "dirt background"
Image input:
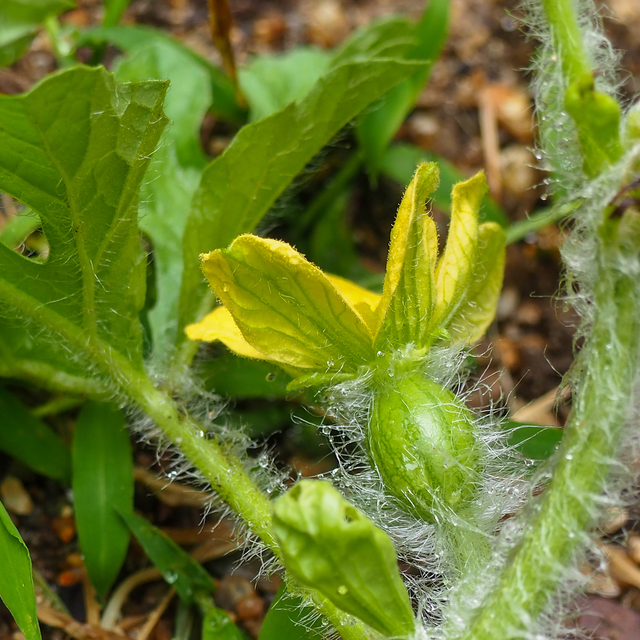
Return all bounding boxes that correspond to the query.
[2,0,640,639]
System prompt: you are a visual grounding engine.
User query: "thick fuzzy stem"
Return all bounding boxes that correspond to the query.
[455,237,640,640]
[117,365,374,640]
[540,0,591,82]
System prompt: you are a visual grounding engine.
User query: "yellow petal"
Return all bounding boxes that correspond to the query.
[448,222,506,344]
[186,306,268,361]
[431,171,488,332]
[201,235,374,372]
[375,162,440,349]
[326,273,381,333]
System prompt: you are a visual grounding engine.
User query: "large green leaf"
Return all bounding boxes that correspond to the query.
[176,57,426,351]
[0,385,71,481]
[0,0,74,67]
[0,501,41,640]
[79,26,245,123]
[119,510,216,605]
[73,401,133,598]
[0,67,167,395]
[113,42,210,364]
[356,0,449,177]
[238,47,331,122]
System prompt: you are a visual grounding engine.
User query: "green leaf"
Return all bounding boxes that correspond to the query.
[177,56,426,349]
[564,73,623,176]
[0,500,41,640]
[79,26,245,123]
[73,401,133,598]
[0,212,41,250]
[103,0,130,27]
[273,480,415,638]
[506,421,563,460]
[0,385,71,481]
[356,0,449,177]
[259,583,324,640]
[239,47,331,122]
[201,236,374,372]
[113,40,210,364]
[375,162,440,349]
[0,0,74,68]
[380,143,509,226]
[0,67,167,395]
[119,510,216,604]
[198,351,291,399]
[199,600,245,640]
[329,17,416,66]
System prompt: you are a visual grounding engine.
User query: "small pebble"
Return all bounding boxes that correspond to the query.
[0,477,34,515]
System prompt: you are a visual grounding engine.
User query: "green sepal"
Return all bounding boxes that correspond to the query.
[272,480,415,638]
[375,162,440,350]
[201,236,374,373]
[564,74,623,176]
[286,371,357,392]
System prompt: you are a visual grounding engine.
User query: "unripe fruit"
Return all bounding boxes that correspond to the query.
[368,371,480,522]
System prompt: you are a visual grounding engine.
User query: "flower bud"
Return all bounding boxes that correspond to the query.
[368,371,480,522]
[272,480,415,638]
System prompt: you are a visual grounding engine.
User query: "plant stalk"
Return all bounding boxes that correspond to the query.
[539,0,591,83]
[455,229,640,639]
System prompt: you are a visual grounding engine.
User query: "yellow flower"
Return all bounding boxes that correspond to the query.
[186,163,505,388]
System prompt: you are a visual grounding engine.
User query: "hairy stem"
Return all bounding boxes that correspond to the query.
[539,0,591,83]
[456,228,640,639]
[110,356,374,640]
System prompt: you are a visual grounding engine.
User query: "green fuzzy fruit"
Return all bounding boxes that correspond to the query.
[368,371,480,522]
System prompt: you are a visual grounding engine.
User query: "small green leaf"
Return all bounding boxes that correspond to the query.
[564,74,623,176]
[79,26,245,123]
[0,0,74,68]
[73,401,133,598]
[103,0,130,27]
[0,500,41,640]
[356,0,449,177]
[375,162,440,349]
[239,47,331,122]
[177,56,425,352]
[506,421,563,460]
[201,236,374,372]
[273,480,415,638]
[447,222,506,344]
[199,599,245,640]
[330,16,415,65]
[0,385,70,481]
[198,351,291,399]
[259,584,324,640]
[0,212,40,250]
[119,510,216,604]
